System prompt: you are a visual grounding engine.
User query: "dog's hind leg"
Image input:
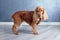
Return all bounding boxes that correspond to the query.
[12,17,23,35]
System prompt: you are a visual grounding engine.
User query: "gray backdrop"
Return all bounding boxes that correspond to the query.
[0,0,60,22]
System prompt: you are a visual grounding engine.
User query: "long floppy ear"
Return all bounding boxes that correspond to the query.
[42,9,48,20]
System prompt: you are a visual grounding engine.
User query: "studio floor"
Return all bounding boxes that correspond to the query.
[0,22,60,40]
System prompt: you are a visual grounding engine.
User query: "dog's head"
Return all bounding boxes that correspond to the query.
[35,6,48,20]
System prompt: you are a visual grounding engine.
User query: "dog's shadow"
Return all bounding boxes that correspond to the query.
[18,29,33,34]
[0,25,33,35]
[18,25,33,34]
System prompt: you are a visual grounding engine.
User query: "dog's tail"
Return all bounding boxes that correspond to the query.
[11,13,15,22]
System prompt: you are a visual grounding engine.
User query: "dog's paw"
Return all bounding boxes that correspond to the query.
[34,32,39,35]
[15,32,19,35]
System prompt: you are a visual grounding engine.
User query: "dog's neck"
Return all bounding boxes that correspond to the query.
[36,12,41,19]
[35,12,41,24]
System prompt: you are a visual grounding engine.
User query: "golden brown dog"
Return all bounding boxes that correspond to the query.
[12,6,48,35]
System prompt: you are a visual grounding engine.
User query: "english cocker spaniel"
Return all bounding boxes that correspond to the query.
[12,6,48,35]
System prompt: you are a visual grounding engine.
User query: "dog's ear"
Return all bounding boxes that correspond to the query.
[42,9,48,20]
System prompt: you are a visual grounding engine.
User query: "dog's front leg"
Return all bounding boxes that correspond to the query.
[31,24,38,35]
[32,25,38,35]
[31,19,39,35]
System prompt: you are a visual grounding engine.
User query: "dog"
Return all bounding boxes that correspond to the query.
[12,6,48,35]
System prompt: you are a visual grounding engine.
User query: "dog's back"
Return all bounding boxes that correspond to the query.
[12,11,34,25]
